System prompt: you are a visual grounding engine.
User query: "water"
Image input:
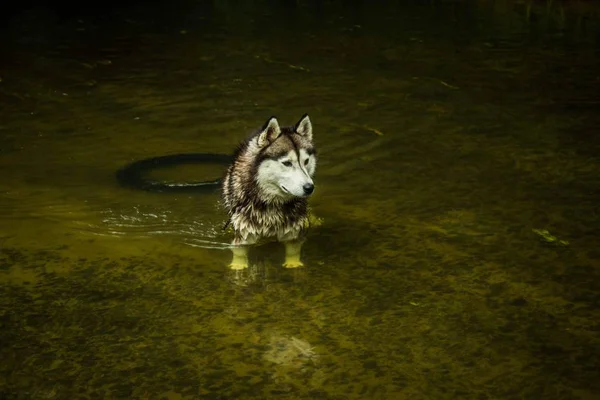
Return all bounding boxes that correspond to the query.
[1,1,600,398]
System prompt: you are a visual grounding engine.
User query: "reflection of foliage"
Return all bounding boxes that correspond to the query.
[473,0,600,36]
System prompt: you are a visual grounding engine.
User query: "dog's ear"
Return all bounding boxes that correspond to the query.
[294,114,312,142]
[257,117,281,148]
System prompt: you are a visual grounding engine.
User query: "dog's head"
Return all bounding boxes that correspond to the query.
[254,114,317,201]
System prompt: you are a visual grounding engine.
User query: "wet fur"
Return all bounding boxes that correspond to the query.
[222,115,316,249]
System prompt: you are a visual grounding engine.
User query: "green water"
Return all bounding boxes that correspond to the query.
[1,1,600,399]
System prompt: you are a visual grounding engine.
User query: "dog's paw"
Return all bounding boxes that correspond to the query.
[283,259,304,269]
[229,261,248,270]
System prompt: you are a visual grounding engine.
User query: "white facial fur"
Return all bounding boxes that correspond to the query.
[257,148,316,200]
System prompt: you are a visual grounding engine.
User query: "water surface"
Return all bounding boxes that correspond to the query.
[1,1,600,399]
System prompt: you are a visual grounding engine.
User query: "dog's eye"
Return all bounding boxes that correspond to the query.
[304,158,309,166]
[282,161,293,167]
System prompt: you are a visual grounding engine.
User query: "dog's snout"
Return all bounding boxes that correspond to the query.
[303,183,314,195]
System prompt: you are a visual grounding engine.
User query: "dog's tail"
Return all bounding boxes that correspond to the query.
[116,153,232,193]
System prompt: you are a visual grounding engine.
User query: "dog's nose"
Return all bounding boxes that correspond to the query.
[303,183,314,195]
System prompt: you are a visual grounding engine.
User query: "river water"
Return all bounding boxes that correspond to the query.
[1,1,599,399]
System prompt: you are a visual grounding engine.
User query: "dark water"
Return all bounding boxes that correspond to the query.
[1,0,600,398]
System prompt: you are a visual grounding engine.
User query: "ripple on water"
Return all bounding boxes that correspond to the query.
[87,205,232,250]
[0,187,231,250]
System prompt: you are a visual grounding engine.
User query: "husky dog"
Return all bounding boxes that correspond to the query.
[222,114,317,270]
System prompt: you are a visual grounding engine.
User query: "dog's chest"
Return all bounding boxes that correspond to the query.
[232,201,306,238]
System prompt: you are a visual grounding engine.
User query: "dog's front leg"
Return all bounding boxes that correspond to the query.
[229,245,249,270]
[282,238,305,268]
[229,235,256,270]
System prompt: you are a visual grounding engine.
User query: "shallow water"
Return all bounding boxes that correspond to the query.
[1,1,600,399]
